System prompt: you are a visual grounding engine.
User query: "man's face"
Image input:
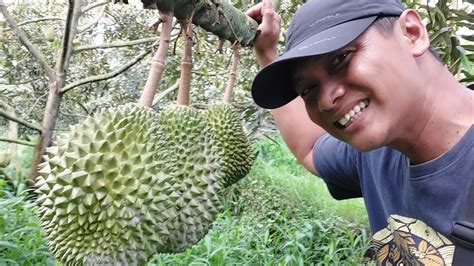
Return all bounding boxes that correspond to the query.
[292,25,427,151]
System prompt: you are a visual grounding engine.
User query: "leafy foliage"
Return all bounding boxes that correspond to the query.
[0,183,55,265]
[404,0,474,82]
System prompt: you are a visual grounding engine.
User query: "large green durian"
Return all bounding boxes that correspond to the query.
[35,103,254,265]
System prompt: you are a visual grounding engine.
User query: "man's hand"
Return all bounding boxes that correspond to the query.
[246,0,281,67]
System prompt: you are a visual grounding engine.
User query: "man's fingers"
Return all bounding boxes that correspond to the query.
[262,0,272,11]
[260,0,276,29]
[245,2,263,22]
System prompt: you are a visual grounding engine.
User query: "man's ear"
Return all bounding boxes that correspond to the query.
[397,9,430,57]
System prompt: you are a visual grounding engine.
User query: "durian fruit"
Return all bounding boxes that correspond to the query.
[157,104,223,252]
[36,104,176,265]
[35,102,255,265]
[205,103,255,188]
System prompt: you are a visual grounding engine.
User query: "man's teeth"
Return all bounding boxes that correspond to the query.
[338,100,368,127]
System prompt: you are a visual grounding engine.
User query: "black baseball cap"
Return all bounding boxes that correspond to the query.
[251,0,405,109]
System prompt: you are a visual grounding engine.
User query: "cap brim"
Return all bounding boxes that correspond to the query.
[251,16,378,109]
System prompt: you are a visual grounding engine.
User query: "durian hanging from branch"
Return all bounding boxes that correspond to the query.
[35,2,255,265]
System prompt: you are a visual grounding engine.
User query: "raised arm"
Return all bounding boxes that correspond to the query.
[246,0,327,175]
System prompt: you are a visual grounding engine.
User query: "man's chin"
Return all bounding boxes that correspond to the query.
[348,138,382,152]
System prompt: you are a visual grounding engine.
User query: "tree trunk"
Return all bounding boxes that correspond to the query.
[28,81,63,185]
[28,0,80,185]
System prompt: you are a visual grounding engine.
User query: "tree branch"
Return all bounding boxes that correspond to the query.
[26,92,49,117]
[74,37,159,52]
[223,45,239,103]
[0,0,54,80]
[16,17,64,27]
[82,0,109,14]
[0,137,36,147]
[0,109,42,132]
[77,4,106,34]
[61,49,151,93]
[152,78,180,106]
[56,0,81,75]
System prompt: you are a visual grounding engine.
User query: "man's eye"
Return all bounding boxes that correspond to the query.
[330,51,352,70]
[299,85,317,98]
[301,87,311,97]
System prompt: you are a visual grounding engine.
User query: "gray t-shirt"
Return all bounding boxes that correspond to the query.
[313,125,473,264]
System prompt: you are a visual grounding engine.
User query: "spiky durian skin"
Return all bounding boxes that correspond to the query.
[158,105,224,252]
[36,104,176,265]
[205,103,255,188]
[35,103,255,264]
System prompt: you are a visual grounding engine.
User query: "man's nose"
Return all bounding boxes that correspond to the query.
[317,79,345,112]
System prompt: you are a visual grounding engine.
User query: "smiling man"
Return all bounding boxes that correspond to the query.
[247,0,474,264]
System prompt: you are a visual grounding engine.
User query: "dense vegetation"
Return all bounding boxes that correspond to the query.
[0,136,372,265]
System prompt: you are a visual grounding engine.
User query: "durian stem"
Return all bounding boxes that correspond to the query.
[139,11,174,107]
[176,19,193,106]
[223,45,240,103]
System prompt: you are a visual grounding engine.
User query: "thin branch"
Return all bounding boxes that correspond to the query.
[74,37,159,52]
[0,137,36,147]
[191,70,227,77]
[56,0,81,75]
[61,49,151,93]
[152,78,180,106]
[77,4,106,34]
[0,109,42,132]
[82,0,109,14]
[0,0,54,80]
[16,17,64,27]
[26,92,49,117]
[223,45,240,103]
[0,79,37,85]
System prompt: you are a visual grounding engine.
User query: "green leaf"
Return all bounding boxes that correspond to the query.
[0,240,19,250]
[450,9,474,23]
[429,26,451,43]
[461,35,474,42]
[457,46,474,76]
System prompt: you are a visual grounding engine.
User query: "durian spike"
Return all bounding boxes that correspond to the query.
[223,44,240,103]
[139,11,174,107]
[176,18,194,106]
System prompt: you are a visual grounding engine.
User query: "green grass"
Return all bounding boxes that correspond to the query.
[251,136,368,222]
[0,134,374,265]
[149,136,373,265]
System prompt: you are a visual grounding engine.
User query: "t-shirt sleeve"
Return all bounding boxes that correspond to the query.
[313,134,362,200]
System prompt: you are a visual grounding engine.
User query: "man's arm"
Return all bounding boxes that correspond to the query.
[246,0,327,175]
[272,98,326,175]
